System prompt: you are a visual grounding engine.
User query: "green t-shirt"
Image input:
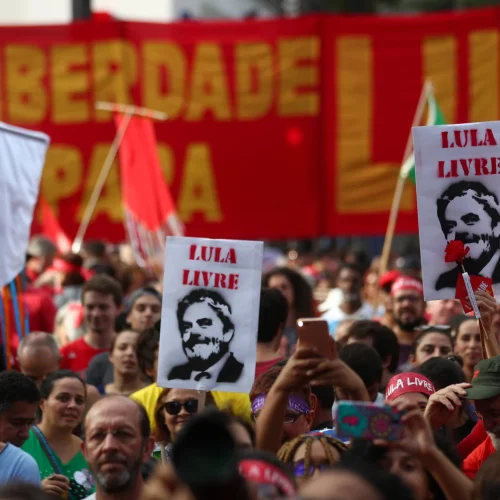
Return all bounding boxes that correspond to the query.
[22,428,95,500]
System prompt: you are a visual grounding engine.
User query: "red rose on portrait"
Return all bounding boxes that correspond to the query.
[445,240,470,264]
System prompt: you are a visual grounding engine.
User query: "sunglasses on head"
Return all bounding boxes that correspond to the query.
[416,325,451,334]
[163,399,199,416]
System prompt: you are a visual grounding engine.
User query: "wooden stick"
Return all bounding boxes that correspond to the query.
[95,101,168,121]
[159,443,167,464]
[378,80,432,278]
[198,391,207,412]
[72,110,134,253]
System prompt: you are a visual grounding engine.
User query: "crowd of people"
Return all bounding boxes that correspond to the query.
[1,236,500,499]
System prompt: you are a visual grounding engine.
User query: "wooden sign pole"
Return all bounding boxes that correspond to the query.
[71,102,168,254]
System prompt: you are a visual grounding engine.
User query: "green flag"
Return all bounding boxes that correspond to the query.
[400,89,446,184]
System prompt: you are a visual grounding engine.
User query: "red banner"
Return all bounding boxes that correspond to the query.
[1,8,500,242]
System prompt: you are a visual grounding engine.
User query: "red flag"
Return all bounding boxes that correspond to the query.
[39,197,71,254]
[115,113,183,269]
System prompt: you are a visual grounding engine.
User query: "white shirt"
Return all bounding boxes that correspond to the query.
[321,302,380,322]
[83,494,96,500]
[189,351,231,389]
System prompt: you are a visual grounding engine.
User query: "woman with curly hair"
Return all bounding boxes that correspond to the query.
[277,433,347,487]
[263,267,316,351]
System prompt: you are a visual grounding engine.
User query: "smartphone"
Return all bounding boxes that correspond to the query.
[296,318,331,354]
[336,401,404,441]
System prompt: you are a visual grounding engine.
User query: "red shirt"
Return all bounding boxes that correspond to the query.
[255,358,284,379]
[23,286,57,333]
[457,420,487,459]
[2,286,56,368]
[60,337,109,377]
[463,435,496,479]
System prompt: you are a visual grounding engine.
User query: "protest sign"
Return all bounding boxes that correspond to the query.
[413,121,500,300]
[0,122,50,289]
[157,236,263,393]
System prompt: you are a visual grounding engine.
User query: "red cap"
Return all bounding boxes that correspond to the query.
[379,270,401,289]
[391,276,424,297]
[385,372,435,401]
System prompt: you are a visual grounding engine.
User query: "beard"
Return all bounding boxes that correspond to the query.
[488,426,500,450]
[183,335,229,371]
[394,316,425,331]
[95,450,143,493]
[456,232,499,274]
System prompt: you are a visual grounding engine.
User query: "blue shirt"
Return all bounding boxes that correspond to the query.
[0,443,41,485]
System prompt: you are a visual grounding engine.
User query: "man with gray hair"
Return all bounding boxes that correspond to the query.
[25,235,57,283]
[83,395,154,500]
[17,332,101,409]
[17,332,60,388]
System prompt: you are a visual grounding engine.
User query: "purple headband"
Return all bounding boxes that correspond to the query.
[251,394,310,415]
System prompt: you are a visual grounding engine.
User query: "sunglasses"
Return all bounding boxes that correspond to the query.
[163,399,199,416]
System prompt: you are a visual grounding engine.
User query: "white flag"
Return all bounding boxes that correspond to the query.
[0,122,50,288]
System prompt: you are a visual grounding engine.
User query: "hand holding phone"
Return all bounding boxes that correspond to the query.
[296,318,333,358]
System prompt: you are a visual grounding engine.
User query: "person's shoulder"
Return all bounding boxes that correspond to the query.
[88,351,110,366]
[2,444,39,472]
[465,435,495,464]
[227,353,244,370]
[60,337,85,354]
[168,362,191,380]
[211,391,251,420]
[436,267,458,290]
[130,383,163,404]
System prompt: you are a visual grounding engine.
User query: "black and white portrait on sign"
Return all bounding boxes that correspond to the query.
[157,236,263,393]
[168,289,244,383]
[435,181,500,291]
[413,120,500,300]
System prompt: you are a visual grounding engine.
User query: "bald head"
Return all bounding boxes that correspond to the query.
[18,333,60,387]
[299,471,382,500]
[84,395,150,440]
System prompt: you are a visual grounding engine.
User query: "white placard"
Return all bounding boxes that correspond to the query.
[414,121,500,300]
[157,236,263,393]
[0,122,50,288]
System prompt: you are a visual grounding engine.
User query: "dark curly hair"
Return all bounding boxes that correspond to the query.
[263,267,315,319]
[136,326,160,380]
[0,371,40,413]
[278,434,347,479]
